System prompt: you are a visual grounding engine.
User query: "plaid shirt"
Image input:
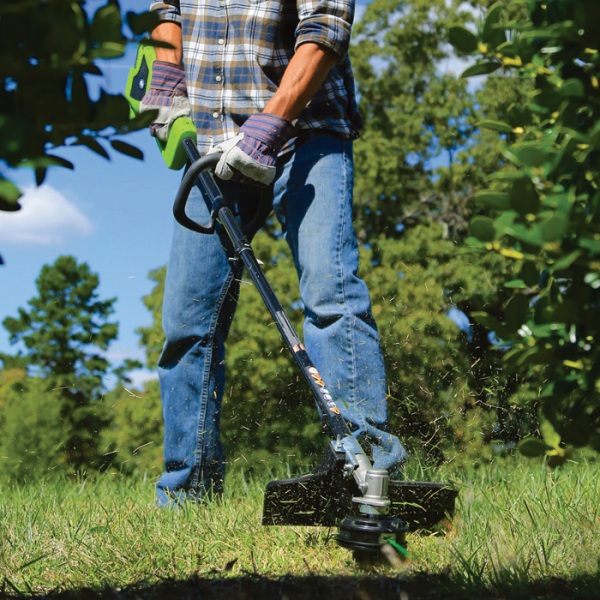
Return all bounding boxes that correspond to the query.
[150,0,362,153]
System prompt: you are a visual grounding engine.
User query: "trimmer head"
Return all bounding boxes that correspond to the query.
[337,513,408,555]
[262,444,458,534]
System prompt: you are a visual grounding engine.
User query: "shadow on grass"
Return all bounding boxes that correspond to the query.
[6,572,600,600]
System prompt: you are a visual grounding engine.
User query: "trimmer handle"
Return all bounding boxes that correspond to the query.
[173,141,222,234]
[174,138,274,237]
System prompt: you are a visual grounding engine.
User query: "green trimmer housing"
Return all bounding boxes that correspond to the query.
[125,42,197,171]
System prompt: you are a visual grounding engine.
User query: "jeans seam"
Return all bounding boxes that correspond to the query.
[189,265,236,490]
[336,141,358,411]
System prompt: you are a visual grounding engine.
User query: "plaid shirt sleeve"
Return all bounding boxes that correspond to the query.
[296,0,355,59]
[149,1,181,24]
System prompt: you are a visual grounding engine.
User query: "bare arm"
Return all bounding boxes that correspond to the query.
[264,43,338,122]
[152,21,183,64]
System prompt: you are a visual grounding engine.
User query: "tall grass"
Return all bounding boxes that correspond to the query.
[1,457,599,597]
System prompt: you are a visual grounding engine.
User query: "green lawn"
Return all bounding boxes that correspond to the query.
[1,457,599,598]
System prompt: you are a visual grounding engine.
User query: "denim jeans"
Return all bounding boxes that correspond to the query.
[156,133,406,505]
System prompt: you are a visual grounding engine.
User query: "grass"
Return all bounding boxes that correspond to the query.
[0,457,599,599]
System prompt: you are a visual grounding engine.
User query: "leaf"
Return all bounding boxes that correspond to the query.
[540,213,567,242]
[461,61,501,78]
[35,168,47,186]
[474,190,511,210]
[448,26,479,54]
[477,119,514,133]
[469,216,495,242]
[89,41,127,60]
[550,250,581,273]
[558,78,585,98]
[504,294,529,332]
[0,177,22,210]
[518,437,550,457]
[504,279,527,289]
[584,272,600,290]
[540,418,562,449]
[76,136,110,160]
[91,1,123,45]
[506,223,543,247]
[110,139,144,160]
[506,142,550,168]
[18,155,75,170]
[579,238,600,253]
[510,178,540,215]
[126,10,159,35]
[521,261,539,287]
[482,2,506,49]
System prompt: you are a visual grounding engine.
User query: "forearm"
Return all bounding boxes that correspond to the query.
[152,21,183,64]
[264,42,338,122]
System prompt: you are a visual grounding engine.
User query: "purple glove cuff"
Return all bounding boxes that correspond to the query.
[238,113,295,163]
[149,60,187,96]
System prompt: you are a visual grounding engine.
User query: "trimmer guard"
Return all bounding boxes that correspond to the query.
[262,444,458,531]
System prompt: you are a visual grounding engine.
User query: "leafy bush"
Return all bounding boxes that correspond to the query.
[450,0,600,462]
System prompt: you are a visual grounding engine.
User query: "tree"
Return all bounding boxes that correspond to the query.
[450,0,600,462]
[0,0,158,212]
[2,255,120,471]
[100,379,164,477]
[0,371,66,482]
[349,0,539,459]
[350,0,478,240]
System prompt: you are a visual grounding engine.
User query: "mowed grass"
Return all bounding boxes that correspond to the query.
[1,457,599,598]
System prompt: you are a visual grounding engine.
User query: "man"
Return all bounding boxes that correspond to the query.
[142,0,406,506]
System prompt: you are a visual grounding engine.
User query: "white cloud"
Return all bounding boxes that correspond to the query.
[0,185,93,245]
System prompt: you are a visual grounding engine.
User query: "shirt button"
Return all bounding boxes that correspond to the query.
[212,112,220,119]
[218,38,225,45]
[215,75,222,82]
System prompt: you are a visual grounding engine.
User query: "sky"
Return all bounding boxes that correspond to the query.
[0,1,184,387]
[0,0,473,390]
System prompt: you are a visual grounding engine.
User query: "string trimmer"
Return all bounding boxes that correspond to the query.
[127,43,458,563]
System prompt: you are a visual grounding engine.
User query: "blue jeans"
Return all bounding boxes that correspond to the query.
[156,134,406,505]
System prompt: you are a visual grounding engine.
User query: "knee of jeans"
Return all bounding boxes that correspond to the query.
[300,265,342,316]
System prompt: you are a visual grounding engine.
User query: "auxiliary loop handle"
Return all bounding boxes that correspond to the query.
[172,148,222,234]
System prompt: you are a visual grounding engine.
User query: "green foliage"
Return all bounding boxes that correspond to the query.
[101,379,164,476]
[364,224,528,463]
[136,267,166,369]
[0,370,67,482]
[350,0,478,239]
[0,0,158,211]
[1,255,120,472]
[349,0,541,461]
[451,0,600,461]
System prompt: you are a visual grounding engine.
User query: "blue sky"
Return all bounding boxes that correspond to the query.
[0,1,183,387]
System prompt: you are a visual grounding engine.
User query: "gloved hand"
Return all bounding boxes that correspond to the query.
[214,113,295,186]
[139,61,191,142]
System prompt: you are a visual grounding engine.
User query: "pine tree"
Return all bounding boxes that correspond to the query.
[2,255,119,472]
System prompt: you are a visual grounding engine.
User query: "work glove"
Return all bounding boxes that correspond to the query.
[214,113,295,186]
[139,61,191,142]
